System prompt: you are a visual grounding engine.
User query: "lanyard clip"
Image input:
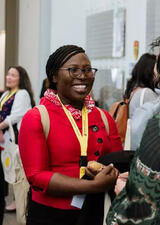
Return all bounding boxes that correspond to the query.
[79,156,87,167]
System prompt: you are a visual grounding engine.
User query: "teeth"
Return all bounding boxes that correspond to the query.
[74,85,86,88]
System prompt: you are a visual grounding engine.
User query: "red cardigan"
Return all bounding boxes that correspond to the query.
[19,97,123,209]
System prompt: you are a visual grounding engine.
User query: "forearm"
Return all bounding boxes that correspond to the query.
[47,173,95,197]
[47,167,117,197]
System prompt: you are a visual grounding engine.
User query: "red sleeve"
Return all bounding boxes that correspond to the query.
[18,108,53,193]
[104,110,123,152]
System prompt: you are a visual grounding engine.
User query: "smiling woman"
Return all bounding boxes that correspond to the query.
[19,45,123,225]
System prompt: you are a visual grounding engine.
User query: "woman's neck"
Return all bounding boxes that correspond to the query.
[9,87,18,93]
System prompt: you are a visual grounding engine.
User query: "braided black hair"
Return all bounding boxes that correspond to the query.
[46,45,85,90]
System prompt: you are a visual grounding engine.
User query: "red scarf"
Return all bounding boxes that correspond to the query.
[44,89,95,120]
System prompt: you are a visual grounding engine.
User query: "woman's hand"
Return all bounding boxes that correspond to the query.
[93,164,119,192]
[85,161,119,192]
[114,171,129,195]
[0,130,4,143]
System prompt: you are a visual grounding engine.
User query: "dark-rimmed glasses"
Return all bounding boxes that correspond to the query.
[59,67,98,78]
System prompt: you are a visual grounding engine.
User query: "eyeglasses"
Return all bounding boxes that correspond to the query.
[59,67,98,78]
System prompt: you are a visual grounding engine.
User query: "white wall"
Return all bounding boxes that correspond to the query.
[39,0,51,89]
[50,0,147,81]
[125,0,147,64]
[18,0,40,102]
[50,0,86,51]
[16,0,149,101]
[18,0,51,103]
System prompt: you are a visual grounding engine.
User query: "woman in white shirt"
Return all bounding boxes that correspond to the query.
[124,53,160,150]
[0,66,35,137]
[0,66,35,221]
[124,53,159,119]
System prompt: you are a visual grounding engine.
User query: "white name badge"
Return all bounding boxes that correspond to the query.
[71,194,86,209]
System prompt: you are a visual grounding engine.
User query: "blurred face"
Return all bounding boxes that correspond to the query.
[53,53,95,108]
[6,68,20,90]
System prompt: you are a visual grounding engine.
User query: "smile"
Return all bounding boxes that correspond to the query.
[72,85,87,92]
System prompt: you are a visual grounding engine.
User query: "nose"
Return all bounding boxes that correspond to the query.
[78,72,86,79]
[78,69,87,79]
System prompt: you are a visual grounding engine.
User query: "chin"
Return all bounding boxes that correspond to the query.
[75,93,88,100]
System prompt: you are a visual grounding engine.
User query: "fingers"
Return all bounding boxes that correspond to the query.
[114,177,127,195]
[101,163,114,175]
[118,171,129,181]
[115,168,119,178]
[118,171,129,178]
[85,167,95,179]
[87,165,99,175]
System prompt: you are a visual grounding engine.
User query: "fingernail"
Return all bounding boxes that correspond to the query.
[109,163,114,167]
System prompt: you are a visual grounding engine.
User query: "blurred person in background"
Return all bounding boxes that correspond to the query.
[0,160,5,225]
[124,53,159,150]
[124,53,158,119]
[0,66,35,218]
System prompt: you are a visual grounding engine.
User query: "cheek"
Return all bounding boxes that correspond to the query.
[6,77,9,83]
[89,77,95,88]
[15,77,19,84]
[12,77,20,87]
[56,78,71,93]
[59,76,72,87]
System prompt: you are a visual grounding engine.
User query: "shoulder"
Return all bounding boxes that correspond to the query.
[94,107,117,128]
[141,88,158,101]
[20,106,42,130]
[15,89,30,98]
[135,87,155,96]
[95,107,114,120]
[131,88,157,101]
[22,107,40,121]
[13,89,31,108]
[142,87,156,95]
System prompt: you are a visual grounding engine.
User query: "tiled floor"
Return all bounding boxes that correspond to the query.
[3,185,18,225]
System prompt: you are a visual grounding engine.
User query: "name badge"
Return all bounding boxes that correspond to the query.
[71,194,86,209]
